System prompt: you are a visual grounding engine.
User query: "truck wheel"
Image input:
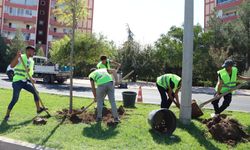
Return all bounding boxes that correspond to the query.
[43,75,51,84]
[7,70,14,81]
[50,75,55,84]
[57,79,65,84]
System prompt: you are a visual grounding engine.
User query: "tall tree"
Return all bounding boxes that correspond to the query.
[238,1,250,69]
[8,29,26,57]
[0,35,9,72]
[51,33,115,76]
[54,0,88,113]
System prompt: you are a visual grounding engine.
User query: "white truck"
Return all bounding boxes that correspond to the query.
[6,56,71,84]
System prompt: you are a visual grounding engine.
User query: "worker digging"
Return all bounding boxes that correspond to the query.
[3,46,50,122]
[2,46,250,146]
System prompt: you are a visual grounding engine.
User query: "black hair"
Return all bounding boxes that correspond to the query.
[26,45,35,51]
[100,55,107,61]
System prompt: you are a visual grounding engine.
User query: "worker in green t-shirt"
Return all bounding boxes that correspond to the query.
[97,55,121,86]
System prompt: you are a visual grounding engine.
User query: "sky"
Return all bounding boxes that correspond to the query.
[93,0,204,46]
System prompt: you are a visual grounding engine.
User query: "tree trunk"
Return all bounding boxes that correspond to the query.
[69,4,76,114]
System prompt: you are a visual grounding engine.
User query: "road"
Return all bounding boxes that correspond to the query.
[0,73,250,112]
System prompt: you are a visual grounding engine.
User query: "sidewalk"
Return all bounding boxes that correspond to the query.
[66,78,250,96]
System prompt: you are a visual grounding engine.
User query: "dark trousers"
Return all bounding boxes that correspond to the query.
[8,80,39,110]
[156,84,175,109]
[211,93,232,114]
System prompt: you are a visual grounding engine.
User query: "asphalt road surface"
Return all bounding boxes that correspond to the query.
[0,74,250,112]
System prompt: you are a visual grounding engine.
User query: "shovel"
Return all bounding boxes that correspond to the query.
[191,81,250,118]
[75,100,96,115]
[20,56,51,117]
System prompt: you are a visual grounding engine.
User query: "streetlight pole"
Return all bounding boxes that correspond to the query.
[180,0,194,124]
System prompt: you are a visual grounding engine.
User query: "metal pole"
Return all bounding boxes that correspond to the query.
[180,0,194,124]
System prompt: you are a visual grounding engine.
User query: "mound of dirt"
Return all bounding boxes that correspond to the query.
[203,114,250,146]
[56,105,126,125]
[33,117,47,125]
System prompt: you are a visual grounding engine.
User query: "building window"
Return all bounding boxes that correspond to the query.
[9,23,12,28]
[40,0,46,6]
[39,20,44,25]
[53,28,57,32]
[26,25,31,30]
[40,10,45,15]
[38,30,43,35]
[24,33,31,41]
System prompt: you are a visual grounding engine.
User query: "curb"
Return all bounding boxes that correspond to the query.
[0,136,53,150]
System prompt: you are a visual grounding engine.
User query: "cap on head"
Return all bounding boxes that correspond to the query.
[26,45,35,51]
[222,59,235,68]
[100,55,107,61]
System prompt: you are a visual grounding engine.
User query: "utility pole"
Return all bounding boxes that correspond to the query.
[180,0,194,124]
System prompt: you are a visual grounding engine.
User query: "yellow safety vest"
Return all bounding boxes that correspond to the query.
[157,74,181,92]
[89,69,113,86]
[215,67,238,93]
[13,54,34,82]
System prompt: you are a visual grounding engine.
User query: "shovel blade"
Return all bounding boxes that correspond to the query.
[191,100,204,118]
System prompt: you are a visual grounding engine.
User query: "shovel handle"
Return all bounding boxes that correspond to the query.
[121,70,134,81]
[77,100,96,114]
[199,81,250,108]
[20,56,51,116]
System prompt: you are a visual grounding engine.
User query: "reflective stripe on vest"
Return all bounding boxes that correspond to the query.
[215,67,238,93]
[89,69,113,86]
[167,74,181,92]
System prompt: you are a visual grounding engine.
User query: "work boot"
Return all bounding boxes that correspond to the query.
[4,115,10,122]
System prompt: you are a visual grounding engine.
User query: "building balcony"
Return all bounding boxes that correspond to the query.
[4,38,35,45]
[4,0,38,10]
[222,14,239,22]
[49,30,65,38]
[4,13,37,23]
[216,0,243,10]
[3,25,36,33]
[50,19,64,27]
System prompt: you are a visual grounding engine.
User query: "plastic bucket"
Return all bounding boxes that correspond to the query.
[122,91,137,108]
[148,109,177,135]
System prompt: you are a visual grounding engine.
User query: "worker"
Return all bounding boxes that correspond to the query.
[4,46,46,121]
[156,74,182,109]
[89,68,120,123]
[211,59,250,117]
[97,55,121,86]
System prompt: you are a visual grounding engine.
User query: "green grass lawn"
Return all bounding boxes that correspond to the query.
[0,88,250,150]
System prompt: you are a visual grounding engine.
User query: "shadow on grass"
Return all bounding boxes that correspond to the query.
[177,120,220,150]
[149,129,181,145]
[82,122,118,140]
[37,116,66,147]
[0,119,33,134]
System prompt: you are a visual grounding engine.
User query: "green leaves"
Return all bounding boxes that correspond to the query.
[50,33,115,76]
